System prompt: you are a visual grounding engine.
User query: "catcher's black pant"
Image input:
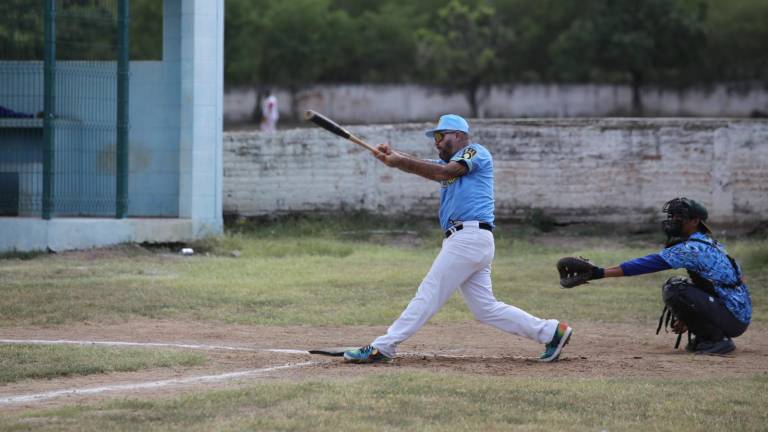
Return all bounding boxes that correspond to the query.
[662,277,748,341]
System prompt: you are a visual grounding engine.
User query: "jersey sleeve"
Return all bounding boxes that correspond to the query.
[450,144,485,173]
[619,254,672,276]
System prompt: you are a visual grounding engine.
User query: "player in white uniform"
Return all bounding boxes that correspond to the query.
[260,92,279,132]
[344,114,573,363]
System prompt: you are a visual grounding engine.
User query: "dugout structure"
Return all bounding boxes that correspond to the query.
[0,0,224,252]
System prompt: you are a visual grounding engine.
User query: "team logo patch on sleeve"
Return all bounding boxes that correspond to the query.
[462,148,477,160]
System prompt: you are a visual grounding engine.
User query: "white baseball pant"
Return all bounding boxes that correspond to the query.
[372,221,558,358]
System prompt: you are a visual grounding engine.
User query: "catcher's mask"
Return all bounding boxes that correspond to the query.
[661,197,711,238]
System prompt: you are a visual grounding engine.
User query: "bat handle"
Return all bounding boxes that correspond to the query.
[349,135,380,155]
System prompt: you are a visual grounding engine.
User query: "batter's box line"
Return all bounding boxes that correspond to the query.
[0,339,310,355]
[0,339,545,361]
[0,360,327,406]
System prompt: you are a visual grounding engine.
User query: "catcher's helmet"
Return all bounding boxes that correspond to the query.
[662,197,712,235]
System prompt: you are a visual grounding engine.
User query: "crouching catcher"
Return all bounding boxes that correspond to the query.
[557,198,752,355]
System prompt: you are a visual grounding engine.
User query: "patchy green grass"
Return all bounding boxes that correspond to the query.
[0,345,205,383]
[0,216,765,430]
[0,249,47,261]
[2,373,766,432]
[0,216,765,327]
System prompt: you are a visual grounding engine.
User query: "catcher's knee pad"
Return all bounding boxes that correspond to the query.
[661,276,693,307]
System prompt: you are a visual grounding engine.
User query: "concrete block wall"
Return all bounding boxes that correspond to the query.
[224,118,768,224]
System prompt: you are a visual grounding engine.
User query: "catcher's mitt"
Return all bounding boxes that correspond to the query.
[557,257,603,288]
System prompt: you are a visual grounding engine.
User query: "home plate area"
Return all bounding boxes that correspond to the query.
[1,320,765,407]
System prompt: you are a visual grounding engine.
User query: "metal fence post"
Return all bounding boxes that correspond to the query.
[116,0,130,218]
[42,0,56,220]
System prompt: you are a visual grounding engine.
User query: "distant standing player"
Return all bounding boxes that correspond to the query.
[344,114,573,363]
[260,90,279,132]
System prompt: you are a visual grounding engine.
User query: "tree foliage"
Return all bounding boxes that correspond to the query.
[0,0,161,60]
[0,0,43,60]
[700,0,768,81]
[2,0,766,115]
[550,0,707,114]
[415,0,513,117]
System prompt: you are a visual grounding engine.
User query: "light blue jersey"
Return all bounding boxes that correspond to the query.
[660,232,752,323]
[435,143,495,231]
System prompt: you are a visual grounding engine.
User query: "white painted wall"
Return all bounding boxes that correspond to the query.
[224,83,768,124]
[223,118,768,224]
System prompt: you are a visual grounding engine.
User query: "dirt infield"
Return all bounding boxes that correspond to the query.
[1,319,766,410]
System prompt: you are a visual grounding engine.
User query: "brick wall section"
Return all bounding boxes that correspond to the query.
[223,119,768,224]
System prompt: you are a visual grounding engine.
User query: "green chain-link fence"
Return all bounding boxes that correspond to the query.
[0,0,128,218]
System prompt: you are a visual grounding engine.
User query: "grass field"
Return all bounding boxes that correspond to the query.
[0,215,766,431]
[5,375,768,432]
[0,345,205,383]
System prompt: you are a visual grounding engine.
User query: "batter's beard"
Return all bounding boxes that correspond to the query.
[438,149,452,162]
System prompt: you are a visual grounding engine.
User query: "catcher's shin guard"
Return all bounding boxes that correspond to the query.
[658,277,693,349]
[662,276,691,303]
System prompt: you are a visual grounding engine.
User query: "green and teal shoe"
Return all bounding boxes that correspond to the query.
[343,345,392,364]
[539,322,573,362]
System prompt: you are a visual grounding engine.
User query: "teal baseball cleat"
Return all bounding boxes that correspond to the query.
[343,345,392,364]
[539,322,573,362]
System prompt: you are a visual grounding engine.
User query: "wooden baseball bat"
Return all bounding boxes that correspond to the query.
[304,110,379,155]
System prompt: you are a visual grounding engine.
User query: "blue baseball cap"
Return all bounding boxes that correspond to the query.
[425,114,470,138]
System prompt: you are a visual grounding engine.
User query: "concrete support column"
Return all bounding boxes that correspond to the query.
[165,0,223,234]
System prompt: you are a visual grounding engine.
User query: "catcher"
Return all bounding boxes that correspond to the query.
[557,198,752,355]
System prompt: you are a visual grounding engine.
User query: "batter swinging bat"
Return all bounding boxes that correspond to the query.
[304,110,379,155]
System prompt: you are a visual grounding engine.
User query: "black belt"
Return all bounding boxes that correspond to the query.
[444,222,493,238]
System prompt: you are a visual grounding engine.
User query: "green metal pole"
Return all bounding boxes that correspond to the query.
[42,0,56,220]
[116,0,130,218]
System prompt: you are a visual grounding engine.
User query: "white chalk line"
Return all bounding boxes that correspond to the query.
[0,339,523,361]
[0,339,310,355]
[0,339,317,406]
[0,360,324,406]
[0,339,504,406]
[0,339,517,360]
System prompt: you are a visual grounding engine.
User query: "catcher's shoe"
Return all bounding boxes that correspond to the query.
[539,322,573,362]
[343,345,392,364]
[694,337,735,355]
[685,335,699,352]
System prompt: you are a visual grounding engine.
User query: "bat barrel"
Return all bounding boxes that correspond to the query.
[303,109,379,155]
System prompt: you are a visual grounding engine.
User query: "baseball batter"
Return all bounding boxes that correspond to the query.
[344,114,573,364]
[557,198,752,355]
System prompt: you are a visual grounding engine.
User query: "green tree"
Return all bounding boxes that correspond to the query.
[256,0,356,119]
[224,0,268,120]
[130,0,162,60]
[225,0,270,87]
[0,0,162,61]
[0,0,44,60]
[415,0,512,117]
[494,0,590,81]
[702,0,768,82]
[550,0,707,115]
[354,2,423,82]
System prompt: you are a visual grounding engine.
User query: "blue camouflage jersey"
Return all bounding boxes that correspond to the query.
[434,143,495,231]
[659,232,752,323]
